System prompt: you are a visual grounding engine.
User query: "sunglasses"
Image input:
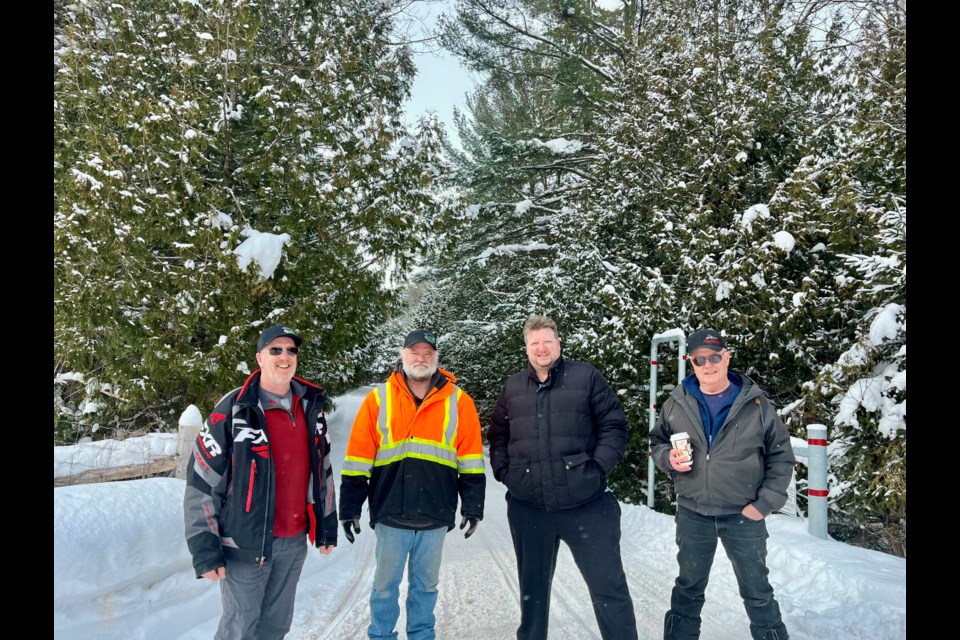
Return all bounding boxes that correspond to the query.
[689,353,723,367]
[266,346,299,356]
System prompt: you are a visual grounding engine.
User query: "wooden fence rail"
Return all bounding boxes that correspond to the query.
[54,405,203,487]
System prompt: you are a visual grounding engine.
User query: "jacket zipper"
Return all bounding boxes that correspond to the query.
[259,457,271,568]
[253,404,272,568]
[308,397,324,545]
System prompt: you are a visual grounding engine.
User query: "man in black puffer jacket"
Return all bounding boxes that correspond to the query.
[488,314,638,640]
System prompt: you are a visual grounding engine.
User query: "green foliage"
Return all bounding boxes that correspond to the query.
[54,0,450,441]
[383,0,906,539]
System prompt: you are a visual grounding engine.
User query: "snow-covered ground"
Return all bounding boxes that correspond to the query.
[53,387,906,639]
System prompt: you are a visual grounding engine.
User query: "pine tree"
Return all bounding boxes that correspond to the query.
[54,0,449,440]
[797,1,906,553]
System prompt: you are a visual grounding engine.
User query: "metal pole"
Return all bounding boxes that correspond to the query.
[806,424,829,539]
[647,329,687,508]
[647,342,658,508]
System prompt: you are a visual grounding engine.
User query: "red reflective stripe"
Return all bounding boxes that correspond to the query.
[808,438,828,446]
[653,403,658,409]
[808,489,828,497]
[196,435,211,458]
[651,360,659,365]
[202,502,217,532]
[245,461,256,512]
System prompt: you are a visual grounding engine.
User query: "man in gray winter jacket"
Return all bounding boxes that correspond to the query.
[650,328,795,640]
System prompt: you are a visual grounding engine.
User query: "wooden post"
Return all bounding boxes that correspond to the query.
[176,405,204,480]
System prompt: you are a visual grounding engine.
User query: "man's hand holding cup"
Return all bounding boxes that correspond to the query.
[669,432,693,472]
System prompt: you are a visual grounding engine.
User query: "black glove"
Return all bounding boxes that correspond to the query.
[341,517,360,544]
[459,516,479,539]
[494,466,507,483]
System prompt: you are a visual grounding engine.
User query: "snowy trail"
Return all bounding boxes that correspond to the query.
[285,386,754,640]
[53,386,906,640]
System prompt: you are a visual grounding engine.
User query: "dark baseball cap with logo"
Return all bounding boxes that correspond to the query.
[403,329,438,349]
[257,325,304,351]
[687,328,725,352]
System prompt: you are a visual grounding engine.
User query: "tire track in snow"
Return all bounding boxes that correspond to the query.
[292,528,377,640]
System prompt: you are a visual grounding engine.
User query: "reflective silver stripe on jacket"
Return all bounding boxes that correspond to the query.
[371,380,462,470]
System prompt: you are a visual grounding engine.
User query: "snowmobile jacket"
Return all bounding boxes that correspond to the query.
[184,370,337,578]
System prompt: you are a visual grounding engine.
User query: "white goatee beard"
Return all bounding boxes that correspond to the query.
[403,362,437,382]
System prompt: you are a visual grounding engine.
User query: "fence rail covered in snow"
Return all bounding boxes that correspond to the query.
[53,406,202,486]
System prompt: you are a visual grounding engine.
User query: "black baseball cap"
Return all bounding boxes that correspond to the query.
[403,329,438,349]
[687,328,725,352]
[257,325,303,351]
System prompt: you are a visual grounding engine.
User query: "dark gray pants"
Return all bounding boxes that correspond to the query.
[664,506,789,640]
[215,534,309,640]
[507,492,638,640]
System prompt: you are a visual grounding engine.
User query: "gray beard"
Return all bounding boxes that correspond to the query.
[403,362,438,382]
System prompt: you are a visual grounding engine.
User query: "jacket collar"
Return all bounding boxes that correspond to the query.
[527,356,565,387]
[235,370,324,404]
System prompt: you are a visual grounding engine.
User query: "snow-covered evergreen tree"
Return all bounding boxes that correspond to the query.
[795,2,906,552]
[395,0,905,540]
[54,0,448,440]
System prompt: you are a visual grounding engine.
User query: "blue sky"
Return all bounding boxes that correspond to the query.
[404,1,480,149]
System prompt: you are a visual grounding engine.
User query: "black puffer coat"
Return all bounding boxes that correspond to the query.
[488,357,628,511]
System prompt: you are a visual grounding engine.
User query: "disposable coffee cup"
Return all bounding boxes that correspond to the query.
[670,432,692,467]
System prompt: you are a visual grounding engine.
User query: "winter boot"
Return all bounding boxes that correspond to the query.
[751,622,789,640]
[663,610,701,640]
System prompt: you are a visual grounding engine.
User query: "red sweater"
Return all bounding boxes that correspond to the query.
[264,398,310,537]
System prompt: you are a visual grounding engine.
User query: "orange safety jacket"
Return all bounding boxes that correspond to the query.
[339,367,486,529]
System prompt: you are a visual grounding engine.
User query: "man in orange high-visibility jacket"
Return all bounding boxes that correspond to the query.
[339,329,486,640]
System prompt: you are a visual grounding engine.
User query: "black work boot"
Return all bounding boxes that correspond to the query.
[663,610,701,640]
[751,622,790,640]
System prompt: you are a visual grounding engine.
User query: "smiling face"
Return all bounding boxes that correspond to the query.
[256,336,298,393]
[525,327,561,378]
[689,347,730,394]
[401,343,438,382]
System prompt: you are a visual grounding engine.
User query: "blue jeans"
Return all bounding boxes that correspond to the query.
[368,524,447,640]
[664,506,788,640]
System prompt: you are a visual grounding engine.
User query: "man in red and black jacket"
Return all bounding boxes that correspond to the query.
[184,324,337,640]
